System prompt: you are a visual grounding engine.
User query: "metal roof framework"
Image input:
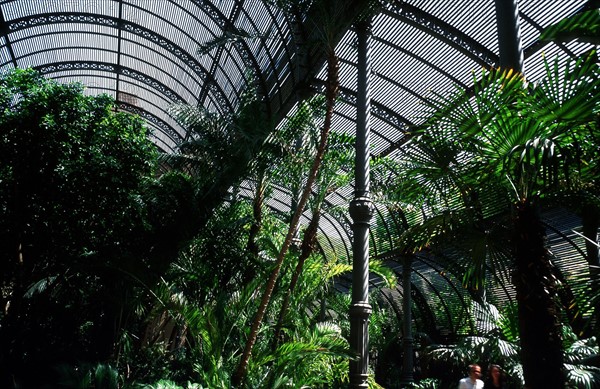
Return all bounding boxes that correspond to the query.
[0,0,594,335]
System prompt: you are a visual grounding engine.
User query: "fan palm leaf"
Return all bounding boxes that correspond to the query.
[231,0,349,381]
[540,7,600,45]
[393,47,600,387]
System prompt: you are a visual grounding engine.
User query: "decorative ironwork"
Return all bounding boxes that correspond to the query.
[38,61,115,73]
[349,197,375,225]
[9,14,118,30]
[349,20,373,388]
[188,0,228,29]
[7,13,233,114]
[371,102,411,131]
[338,88,412,133]
[387,2,498,66]
[118,21,232,112]
[339,88,356,104]
[37,60,184,104]
[119,102,183,143]
[35,60,185,144]
[120,67,184,104]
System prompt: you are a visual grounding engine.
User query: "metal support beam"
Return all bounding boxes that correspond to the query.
[400,256,414,386]
[349,18,373,389]
[115,0,123,106]
[495,0,524,72]
[0,6,17,68]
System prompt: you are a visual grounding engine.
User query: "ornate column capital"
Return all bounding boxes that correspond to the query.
[349,197,374,224]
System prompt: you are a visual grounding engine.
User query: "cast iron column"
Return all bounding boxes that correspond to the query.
[349,18,373,389]
[400,256,414,386]
[495,0,524,72]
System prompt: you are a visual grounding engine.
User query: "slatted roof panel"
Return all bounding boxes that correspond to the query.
[0,0,297,152]
[1,0,589,154]
[0,1,595,326]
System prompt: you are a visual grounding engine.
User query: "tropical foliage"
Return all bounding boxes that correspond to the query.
[2,4,600,389]
[370,37,600,388]
[0,68,160,388]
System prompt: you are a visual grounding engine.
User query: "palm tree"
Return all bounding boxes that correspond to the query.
[231,0,379,384]
[273,130,356,345]
[167,0,379,384]
[423,301,523,387]
[540,1,600,343]
[166,86,274,233]
[539,2,600,45]
[425,301,600,388]
[417,51,600,388]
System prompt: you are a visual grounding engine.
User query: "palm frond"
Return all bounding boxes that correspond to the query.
[198,26,274,55]
[565,363,600,389]
[532,50,600,124]
[564,336,599,364]
[253,320,353,387]
[370,259,397,289]
[540,8,600,45]
[23,275,58,298]
[397,208,475,253]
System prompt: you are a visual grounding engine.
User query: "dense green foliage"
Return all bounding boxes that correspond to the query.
[0,67,368,389]
[0,69,199,387]
[1,7,599,388]
[371,47,600,387]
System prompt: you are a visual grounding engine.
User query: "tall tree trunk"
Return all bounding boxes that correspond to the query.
[581,202,600,269]
[246,178,265,257]
[272,208,321,347]
[581,201,600,344]
[242,176,266,284]
[550,265,586,336]
[231,49,339,387]
[513,200,565,388]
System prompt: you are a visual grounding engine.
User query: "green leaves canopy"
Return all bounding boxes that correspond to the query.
[0,68,160,383]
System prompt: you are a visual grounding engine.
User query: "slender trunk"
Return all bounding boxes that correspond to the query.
[231,50,339,387]
[513,200,564,388]
[581,202,600,269]
[551,265,585,336]
[272,208,320,347]
[582,202,600,344]
[242,177,266,284]
[246,178,265,257]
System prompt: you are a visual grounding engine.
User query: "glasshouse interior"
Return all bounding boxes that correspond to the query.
[0,0,599,388]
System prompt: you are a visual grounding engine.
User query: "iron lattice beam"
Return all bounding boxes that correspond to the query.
[386,1,499,67]
[4,12,235,114]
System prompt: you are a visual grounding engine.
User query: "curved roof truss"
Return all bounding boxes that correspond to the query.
[0,0,594,333]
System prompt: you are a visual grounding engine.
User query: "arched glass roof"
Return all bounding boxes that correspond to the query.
[0,0,594,333]
[2,1,589,153]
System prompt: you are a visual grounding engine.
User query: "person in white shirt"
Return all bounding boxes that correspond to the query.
[458,364,484,389]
